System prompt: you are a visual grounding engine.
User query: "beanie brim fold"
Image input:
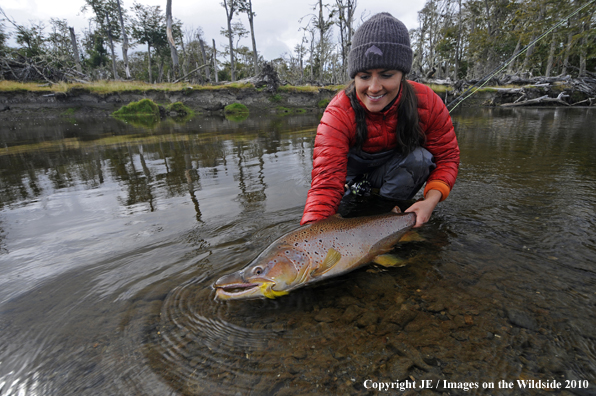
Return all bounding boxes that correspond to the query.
[348,42,412,78]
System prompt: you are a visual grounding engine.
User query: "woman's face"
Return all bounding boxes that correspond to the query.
[354,69,403,113]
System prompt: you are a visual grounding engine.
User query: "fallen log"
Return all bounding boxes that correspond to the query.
[501,92,570,107]
[173,63,209,84]
[571,98,595,106]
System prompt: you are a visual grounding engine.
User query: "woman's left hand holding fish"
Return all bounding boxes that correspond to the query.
[405,189,442,228]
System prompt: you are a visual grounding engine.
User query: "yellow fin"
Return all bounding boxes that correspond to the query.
[399,230,425,242]
[260,283,289,299]
[372,254,407,268]
[311,248,341,277]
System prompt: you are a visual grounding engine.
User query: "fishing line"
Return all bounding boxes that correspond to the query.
[447,0,596,112]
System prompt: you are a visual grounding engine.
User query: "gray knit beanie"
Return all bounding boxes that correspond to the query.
[348,12,412,78]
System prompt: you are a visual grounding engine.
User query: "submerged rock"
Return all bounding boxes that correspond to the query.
[506,308,538,330]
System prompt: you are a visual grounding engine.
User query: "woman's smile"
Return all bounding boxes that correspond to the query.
[355,69,403,112]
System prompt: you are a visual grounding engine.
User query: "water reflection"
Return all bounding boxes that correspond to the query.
[0,108,595,395]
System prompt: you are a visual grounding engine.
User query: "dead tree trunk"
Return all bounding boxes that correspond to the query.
[105,12,120,79]
[222,0,236,81]
[199,39,211,83]
[212,39,219,83]
[244,0,259,75]
[318,0,324,82]
[507,36,522,74]
[116,0,131,79]
[147,43,153,83]
[158,58,164,83]
[578,13,591,77]
[68,27,83,73]
[520,34,536,74]
[454,0,463,80]
[166,0,180,77]
[561,30,573,76]
[180,37,189,78]
[545,31,556,77]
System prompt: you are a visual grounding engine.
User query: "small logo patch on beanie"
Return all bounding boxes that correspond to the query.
[364,45,383,57]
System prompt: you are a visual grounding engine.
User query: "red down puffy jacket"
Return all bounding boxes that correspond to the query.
[300,80,460,225]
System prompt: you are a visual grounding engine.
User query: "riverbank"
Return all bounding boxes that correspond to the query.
[0,81,340,120]
[0,78,594,121]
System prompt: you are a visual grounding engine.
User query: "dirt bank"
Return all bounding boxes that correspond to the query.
[0,85,338,119]
[2,81,592,122]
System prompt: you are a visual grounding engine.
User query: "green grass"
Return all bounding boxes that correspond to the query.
[0,80,256,94]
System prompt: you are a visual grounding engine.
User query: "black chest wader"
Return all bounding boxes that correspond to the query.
[338,146,435,217]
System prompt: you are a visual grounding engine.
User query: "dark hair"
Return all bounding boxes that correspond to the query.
[346,76,425,154]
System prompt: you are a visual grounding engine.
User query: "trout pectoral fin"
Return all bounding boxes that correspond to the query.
[259,283,289,299]
[311,248,342,277]
[399,230,425,242]
[372,254,407,268]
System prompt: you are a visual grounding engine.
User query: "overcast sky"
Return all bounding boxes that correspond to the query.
[2,0,427,60]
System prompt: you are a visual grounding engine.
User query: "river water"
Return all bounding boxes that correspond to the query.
[0,107,595,395]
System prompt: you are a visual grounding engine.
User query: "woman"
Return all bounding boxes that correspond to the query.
[301,12,459,228]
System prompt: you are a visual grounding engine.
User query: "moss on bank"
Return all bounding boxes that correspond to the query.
[224,103,249,114]
[223,103,249,122]
[113,98,160,116]
[112,99,160,128]
[166,101,194,116]
[111,99,195,127]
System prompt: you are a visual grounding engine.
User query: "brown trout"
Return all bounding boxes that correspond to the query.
[214,210,416,300]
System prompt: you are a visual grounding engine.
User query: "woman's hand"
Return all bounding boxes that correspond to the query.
[405,189,442,228]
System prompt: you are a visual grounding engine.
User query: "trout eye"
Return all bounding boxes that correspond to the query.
[253,267,263,275]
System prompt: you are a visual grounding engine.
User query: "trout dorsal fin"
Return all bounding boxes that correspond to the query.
[310,248,341,277]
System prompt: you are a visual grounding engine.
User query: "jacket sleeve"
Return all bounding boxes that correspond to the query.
[417,84,460,201]
[300,94,354,225]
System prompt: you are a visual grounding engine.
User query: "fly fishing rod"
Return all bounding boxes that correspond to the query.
[447,0,596,112]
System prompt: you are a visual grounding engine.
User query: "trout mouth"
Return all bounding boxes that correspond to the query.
[214,280,289,300]
[214,282,261,300]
